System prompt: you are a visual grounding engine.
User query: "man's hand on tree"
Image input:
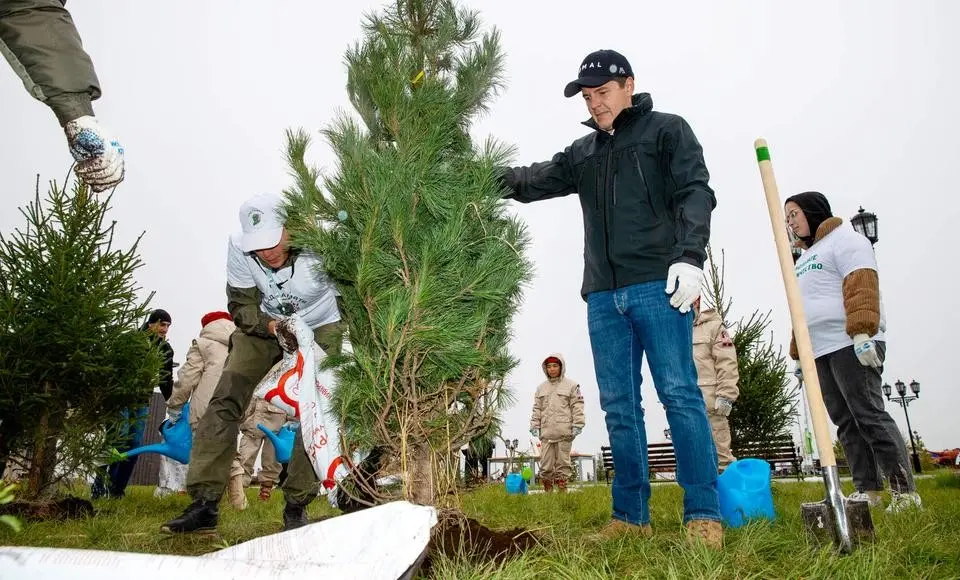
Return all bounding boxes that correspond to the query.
[64,115,125,192]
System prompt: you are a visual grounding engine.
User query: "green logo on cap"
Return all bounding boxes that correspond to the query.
[250,211,262,226]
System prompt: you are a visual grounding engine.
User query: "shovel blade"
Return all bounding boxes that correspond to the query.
[801,498,875,551]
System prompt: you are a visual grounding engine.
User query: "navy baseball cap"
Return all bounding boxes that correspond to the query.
[563,49,634,98]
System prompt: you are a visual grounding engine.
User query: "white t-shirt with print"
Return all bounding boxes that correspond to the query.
[795,222,886,358]
[226,233,340,329]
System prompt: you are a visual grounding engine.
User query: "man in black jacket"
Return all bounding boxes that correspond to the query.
[502,50,722,548]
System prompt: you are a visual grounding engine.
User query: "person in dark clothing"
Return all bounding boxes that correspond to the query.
[144,309,175,400]
[91,309,173,498]
[501,49,722,548]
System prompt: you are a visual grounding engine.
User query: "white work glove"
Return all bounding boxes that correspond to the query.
[853,333,882,368]
[165,407,182,424]
[64,116,125,192]
[714,397,733,417]
[572,426,582,437]
[529,427,540,438]
[665,262,703,314]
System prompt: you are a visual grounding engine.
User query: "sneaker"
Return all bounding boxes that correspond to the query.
[556,479,568,493]
[589,519,653,541]
[258,484,274,502]
[848,490,883,508]
[159,500,219,534]
[281,502,310,532]
[685,519,723,550]
[886,491,922,513]
[542,479,554,493]
[227,473,248,510]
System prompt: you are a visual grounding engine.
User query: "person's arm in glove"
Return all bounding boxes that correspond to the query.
[571,384,585,437]
[842,268,883,368]
[529,389,542,438]
[167,340,203,421]
[663,114,716,310]
[0,1,123,192]
[712,322,740,404]
[714,396,733,417]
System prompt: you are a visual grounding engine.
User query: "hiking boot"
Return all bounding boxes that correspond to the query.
[590,519,653,541]
[258,483,274,502]
[886,491,922,513]
[542,479,554,493]
[848,490,883,508]
[685,519,723,550]
[556,479,568,493]
[227,473,248,510]
[281,501,310,532]
[159,499,219,535]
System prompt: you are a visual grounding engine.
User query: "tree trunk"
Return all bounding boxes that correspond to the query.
[406,442,436,505]
[25,382,61,501]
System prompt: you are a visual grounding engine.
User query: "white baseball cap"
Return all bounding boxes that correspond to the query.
[239,193,286,252]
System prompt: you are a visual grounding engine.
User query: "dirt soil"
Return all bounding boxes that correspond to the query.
[0,496,94,521]
[418,515,539,576]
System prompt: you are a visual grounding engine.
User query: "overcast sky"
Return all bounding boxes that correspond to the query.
[1,1,957,462]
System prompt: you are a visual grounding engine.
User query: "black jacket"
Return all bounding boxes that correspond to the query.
[151,334,174,401]
[504,93,716,298]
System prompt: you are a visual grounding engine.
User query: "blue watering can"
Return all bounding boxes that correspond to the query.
[257,423,297,464]
[116,402,192,464]
[505,472,528,495]
[717,458,776,527]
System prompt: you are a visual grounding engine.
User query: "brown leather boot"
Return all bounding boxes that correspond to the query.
[227,473,248,511]
[556,479,567,493]
[542,478,554,492]
[685,519,723,550]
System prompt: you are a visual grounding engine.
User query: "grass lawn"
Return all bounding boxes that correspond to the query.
[2,470,959,579]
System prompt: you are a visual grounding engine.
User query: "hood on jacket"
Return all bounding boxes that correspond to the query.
[200,318,236,346]
[785,191,833,248]
[542,352,567,381]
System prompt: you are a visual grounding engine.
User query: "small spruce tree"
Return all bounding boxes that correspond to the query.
[702,246,799,452]
[0,177,162,500]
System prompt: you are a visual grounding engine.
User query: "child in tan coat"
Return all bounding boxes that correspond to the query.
[530,353,585,492]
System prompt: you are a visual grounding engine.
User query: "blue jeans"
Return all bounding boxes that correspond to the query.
[587,281,720,525]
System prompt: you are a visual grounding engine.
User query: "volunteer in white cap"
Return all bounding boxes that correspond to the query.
[161,193,342,535]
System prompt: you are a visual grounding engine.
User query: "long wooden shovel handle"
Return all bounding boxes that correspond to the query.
[755,139,836,467]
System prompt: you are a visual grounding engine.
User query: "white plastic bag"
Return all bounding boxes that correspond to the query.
[251,315,347,506]
[0,501,437,580]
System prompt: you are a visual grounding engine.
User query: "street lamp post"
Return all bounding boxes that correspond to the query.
[882,379,922,473]
[504,438,520,473]
[850,206,879,246]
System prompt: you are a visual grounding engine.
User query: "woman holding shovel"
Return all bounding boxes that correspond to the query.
[785,191,920,513]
